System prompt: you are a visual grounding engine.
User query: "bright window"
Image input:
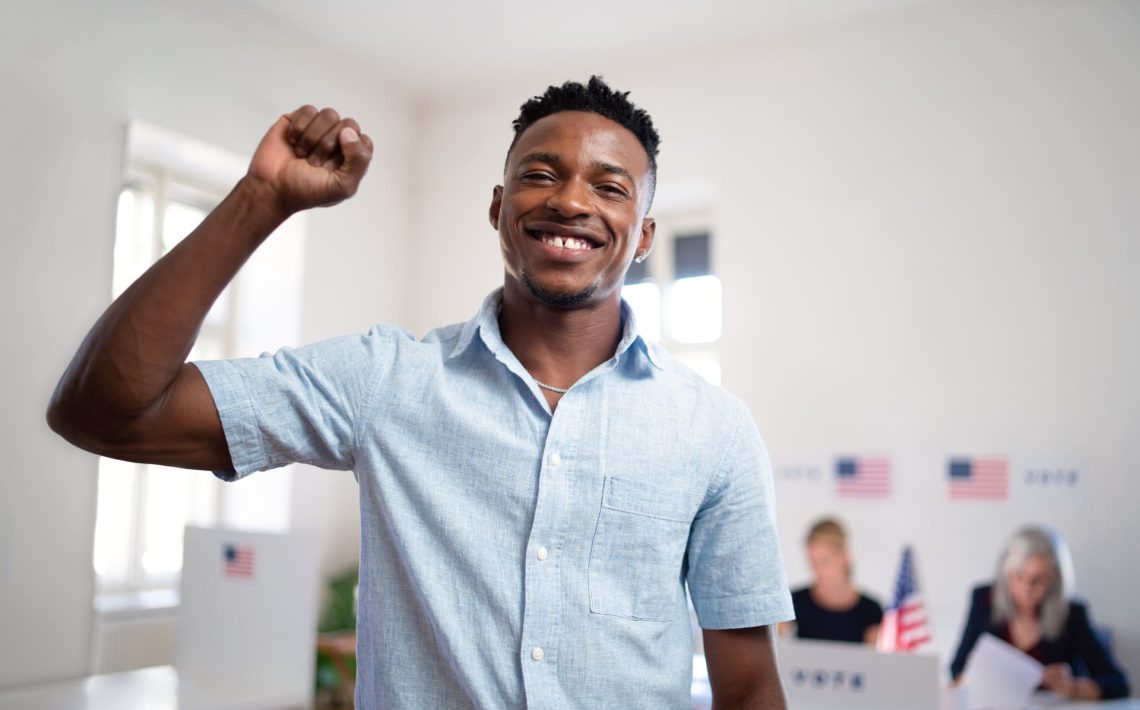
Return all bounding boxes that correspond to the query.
[94,121,306,603]
[621,281,662,342]
[667,275,722,344]
[622,227,721,385]
[95,174,227,594]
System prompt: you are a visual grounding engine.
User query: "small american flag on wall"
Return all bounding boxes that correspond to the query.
[947,457,1010,501]
[223,543,255,579]
[834,456,892,498]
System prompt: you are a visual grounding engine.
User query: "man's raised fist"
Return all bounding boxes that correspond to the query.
[246,105,374,216]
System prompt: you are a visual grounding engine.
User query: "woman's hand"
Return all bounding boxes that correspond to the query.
[1041,663,1101,700]
[1041,663,1074,696]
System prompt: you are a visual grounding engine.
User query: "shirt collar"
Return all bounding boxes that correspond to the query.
[449,288,663,370]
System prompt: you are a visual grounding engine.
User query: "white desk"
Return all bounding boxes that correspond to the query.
[0,666,308,710]
[1028,697,1140,710]
[4,662,1135,709]
[0,666,177,710]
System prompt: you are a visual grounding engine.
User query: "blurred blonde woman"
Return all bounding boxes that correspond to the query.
[950,526,1129,700]
[780,517,882,645]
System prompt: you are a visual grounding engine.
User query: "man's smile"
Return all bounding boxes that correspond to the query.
[524,221,605,253]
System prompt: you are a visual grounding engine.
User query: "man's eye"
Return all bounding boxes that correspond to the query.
[598,184,628,196]
[522,172,554,181]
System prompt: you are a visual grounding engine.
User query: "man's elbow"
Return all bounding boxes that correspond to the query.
[46,394,103,455]
[46,387,138,458]
[46,386,85,445]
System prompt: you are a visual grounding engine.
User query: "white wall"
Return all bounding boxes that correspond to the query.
[3,0,1137,693]
[406,0,1140,685]
[0,0,413,686]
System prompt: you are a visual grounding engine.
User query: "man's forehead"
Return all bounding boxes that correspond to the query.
[509,111,650,176]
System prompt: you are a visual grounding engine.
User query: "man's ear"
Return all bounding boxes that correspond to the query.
[489,186,503,231]
[636,217,656,262]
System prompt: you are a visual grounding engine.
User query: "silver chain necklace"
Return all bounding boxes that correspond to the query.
[533,379,569,395]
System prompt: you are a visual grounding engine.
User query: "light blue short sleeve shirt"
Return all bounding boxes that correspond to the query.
[193,289,793,709]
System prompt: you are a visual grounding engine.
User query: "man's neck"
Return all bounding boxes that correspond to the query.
[498,286,625,393]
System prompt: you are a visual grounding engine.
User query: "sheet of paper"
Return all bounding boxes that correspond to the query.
[961,633,1044,710]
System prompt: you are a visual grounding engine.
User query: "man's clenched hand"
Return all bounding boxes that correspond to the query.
[247,105,374,216]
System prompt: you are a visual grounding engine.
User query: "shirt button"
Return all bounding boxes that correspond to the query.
[550,453,562,467]
[537,546,548,561]
[531,646,545,661]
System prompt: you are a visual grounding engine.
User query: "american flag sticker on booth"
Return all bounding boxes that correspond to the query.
[223,543,255,579]
[834,456,892,498]
[947,457,1010,501]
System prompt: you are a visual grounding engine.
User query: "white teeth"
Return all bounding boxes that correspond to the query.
[542,235,590,250]
[539,232,593,251]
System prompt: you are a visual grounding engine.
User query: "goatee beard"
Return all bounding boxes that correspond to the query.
[521,271,598,309]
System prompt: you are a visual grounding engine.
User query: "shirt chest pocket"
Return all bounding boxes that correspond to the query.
[588,476,700,622]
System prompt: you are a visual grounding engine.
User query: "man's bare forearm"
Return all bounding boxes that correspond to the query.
[48,177,285,445]
[48,106,373,463]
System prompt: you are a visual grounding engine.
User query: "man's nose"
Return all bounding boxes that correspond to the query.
[545,177,590,218]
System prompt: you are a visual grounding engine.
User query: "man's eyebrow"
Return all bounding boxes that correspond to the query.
[593,161,634,182]
[517,152,561,166]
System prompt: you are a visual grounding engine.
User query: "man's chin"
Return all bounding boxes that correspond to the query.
[521,272,598,309]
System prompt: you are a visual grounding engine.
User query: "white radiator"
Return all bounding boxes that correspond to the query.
[91,612,177,674]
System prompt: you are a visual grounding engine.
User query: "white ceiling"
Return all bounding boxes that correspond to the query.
[237,0,941,98]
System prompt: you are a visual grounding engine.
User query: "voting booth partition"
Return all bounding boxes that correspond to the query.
[693,640,1140,710]
[690,640,944,710]
[176,527,321,709]
[775,638,943,710]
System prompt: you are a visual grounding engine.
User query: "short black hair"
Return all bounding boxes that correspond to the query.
[507,75,661,207]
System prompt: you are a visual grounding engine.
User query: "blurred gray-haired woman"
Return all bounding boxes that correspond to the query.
[949,526,1129,700]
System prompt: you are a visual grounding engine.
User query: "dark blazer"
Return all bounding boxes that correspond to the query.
[949,585,1129,700]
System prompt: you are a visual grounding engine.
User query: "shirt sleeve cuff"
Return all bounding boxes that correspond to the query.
[692,590,795,630]
[192,360,269,481]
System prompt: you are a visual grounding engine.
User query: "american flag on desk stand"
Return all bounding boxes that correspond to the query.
[877,546,931,652]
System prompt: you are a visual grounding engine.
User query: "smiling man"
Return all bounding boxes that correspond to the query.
[48,77,793,709]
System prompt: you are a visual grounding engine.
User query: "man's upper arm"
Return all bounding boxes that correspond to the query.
[190,328,397,480]
[686,399,794,630]
[85,325,393,480]
[703,626,787,710]
[87,362,233,471]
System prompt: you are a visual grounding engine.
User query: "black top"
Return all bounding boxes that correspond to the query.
[949,585,1130,699]
[790,586,884,644]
